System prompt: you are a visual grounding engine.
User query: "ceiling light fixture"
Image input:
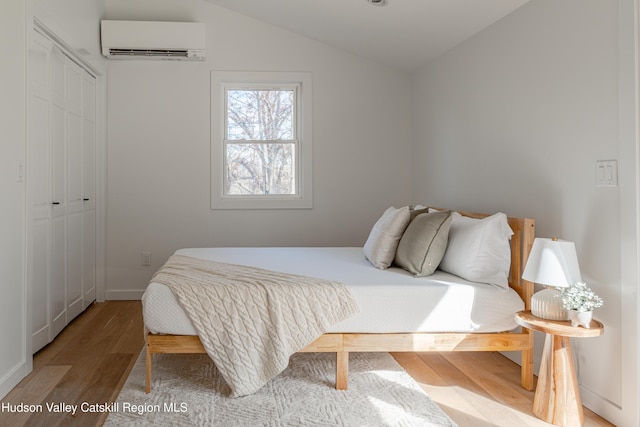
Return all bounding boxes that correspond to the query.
[366,0,388,7]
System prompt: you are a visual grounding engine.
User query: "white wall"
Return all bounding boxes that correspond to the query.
[411,0,637,425]
[103,0,412,298]
[0,0,27,399]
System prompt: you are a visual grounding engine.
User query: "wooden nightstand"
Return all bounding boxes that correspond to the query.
[515,310,604,427]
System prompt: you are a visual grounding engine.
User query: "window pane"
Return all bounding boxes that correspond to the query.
[226,143,295,195]
[227,89,294,140]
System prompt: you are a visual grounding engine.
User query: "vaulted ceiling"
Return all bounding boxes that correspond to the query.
[204,0,530,71]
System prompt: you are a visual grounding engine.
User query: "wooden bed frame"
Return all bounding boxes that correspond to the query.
[145,210,535,393]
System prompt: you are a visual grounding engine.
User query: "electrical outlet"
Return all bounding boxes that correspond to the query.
[142,251,152,266]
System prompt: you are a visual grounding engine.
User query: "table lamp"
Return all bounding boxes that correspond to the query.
[522,237,582,320]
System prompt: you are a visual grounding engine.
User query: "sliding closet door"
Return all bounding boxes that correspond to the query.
[28,27,98,352]
[28,31,52,353]
[66,58,84,322]
[82,72,97,306]
[50,46,68,338]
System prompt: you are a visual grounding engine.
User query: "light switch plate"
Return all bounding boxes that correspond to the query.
[596,160,617,187]
[17,160,24,182]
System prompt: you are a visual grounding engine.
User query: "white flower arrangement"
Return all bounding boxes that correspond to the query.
[560,282,603,312]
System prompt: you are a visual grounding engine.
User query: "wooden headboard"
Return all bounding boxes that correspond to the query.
[432,208,535,309]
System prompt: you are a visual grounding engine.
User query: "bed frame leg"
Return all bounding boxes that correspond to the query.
[146,344,152,393]
[336,351,348,390]
[522,329,535,391]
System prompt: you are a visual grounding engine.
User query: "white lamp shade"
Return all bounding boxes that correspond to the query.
[522,238,582,288]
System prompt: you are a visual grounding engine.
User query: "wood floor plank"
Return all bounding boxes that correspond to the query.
[0,366,71,427]
[445,351,533,404]
[450,382,538,426]
[394,351,615,427]
[49,303,131,366]
[390,352,449,386]
[392,352,489,423]
[417,352,490,398]
[0,302,144,427]
[1,301,614,427]
[52,353,135,427]
[110,303,144,355]
[30,303,102,371]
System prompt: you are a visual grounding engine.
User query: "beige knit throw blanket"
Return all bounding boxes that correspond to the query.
[151,255,360,397]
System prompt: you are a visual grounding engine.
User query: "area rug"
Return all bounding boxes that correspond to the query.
[104,351,456,426]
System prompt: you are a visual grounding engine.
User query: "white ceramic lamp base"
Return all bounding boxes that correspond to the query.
[531,287,567,320]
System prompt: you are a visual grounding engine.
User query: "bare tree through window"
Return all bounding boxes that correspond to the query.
[225,89,296,195]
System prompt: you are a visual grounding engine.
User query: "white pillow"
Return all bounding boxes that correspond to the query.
[438,212,513,288]
[363,206,410,269]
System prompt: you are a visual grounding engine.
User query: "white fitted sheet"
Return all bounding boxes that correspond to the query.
[142,247,524,335]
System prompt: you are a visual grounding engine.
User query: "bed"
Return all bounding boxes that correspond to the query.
[142,209,535,394]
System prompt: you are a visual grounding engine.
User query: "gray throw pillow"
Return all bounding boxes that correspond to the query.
[395,211,452,277]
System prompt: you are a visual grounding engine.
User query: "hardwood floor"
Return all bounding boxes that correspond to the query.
[391,352,613,426]
[1,301,613,427]
[1,301,144,427]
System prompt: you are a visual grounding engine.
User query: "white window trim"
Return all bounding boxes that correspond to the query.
[211,70,312,210]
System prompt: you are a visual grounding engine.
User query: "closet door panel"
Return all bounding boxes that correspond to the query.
[31,220,50,353]
[66,59,83,217]
[27,97,51,219]
[51,47,66,210]
[51,105,66,208]
[83,72,96,122]
[82,121,96,210]
[29,31,50,103]
[65,59,82,115]
[28,31,52,353]
[51,215,67,338]
[82,72,97,306]
[83,211,96,305]
[67,113,83,213]
[66,59,85,321]
[82,73,96,210]
[29,97,51,218]
[51,47,65,107]
[49,44,68,340]
[67,212,83,321]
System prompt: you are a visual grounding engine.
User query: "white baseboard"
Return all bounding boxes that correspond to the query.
[580,386,621,426]
[105,289,144,300]
[0,361,30,400]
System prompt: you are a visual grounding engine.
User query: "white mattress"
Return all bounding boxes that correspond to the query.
[142,247,524,335]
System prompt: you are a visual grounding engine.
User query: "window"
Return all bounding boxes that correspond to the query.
[225,86,296,195]
[211,71,312,209]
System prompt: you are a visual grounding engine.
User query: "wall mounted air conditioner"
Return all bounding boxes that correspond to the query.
[101,20,206,60]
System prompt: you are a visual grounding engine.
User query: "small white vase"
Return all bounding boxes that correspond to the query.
[568,310,593,328]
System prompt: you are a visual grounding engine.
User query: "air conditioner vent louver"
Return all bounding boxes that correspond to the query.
[101,20,206,61]
[108,49,190,58]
